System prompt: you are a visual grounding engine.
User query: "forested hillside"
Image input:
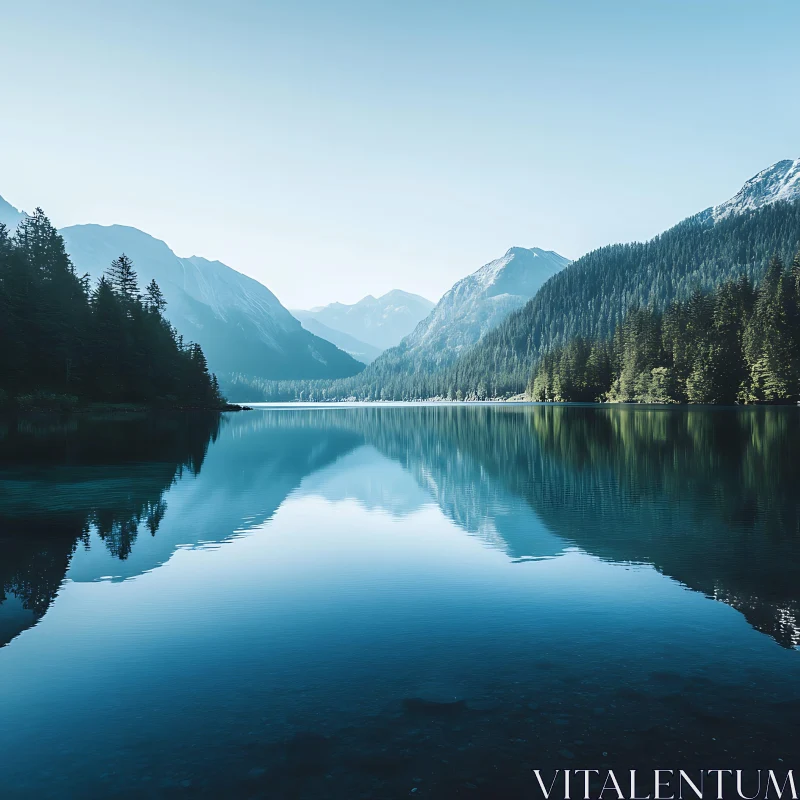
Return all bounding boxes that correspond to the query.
[231,200,800,401]
[0,210,226,409]
[532,252,800,404]
[454,200,800,397]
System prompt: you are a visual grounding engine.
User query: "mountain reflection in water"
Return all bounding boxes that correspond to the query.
[0,405,799,798]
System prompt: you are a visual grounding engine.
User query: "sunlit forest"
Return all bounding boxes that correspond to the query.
[233,201,800,402]
[531,252,800,403]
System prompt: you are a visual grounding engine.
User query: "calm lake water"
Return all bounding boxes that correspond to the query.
[1,404,799,798]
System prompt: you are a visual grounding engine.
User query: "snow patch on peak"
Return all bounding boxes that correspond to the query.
[712,158,800,222]
[473,252,516,288]
[465,247,570,292]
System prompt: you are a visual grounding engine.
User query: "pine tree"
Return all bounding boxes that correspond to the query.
[107,253,139,300]
[144,279,167,314]
[686,347,715,403]
[743,256,797,403]
[13,208,75,278]
[527,251,800,406]
[0,207,226,408]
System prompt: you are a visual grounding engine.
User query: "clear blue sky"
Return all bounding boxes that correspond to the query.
[1,0,798,308]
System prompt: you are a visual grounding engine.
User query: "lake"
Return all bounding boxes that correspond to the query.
[1,404,799,798]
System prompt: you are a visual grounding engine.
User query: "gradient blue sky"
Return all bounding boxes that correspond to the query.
[1,0,798,308]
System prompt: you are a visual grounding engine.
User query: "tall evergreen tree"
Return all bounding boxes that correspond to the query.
[742,257,797,403]
[0,209,226,409]
[144,278,167,313]
[107,253,139,301]
[528,252,800,406]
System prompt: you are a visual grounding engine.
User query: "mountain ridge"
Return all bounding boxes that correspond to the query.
[294,317,383,364]
[57,222,365,381]
[706,157,800,223]
[293,289,434,352]
[0,196,25,230]
[255,157,800,401]
[431,159,800,398]
[346,246,570,385]
[401,246,570,359]
[1,196,366,382]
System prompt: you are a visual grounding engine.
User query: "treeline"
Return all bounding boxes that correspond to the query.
[231,200,800,402]
[0,209,225,409]
[531,252,800,404]
[457,199,800,397]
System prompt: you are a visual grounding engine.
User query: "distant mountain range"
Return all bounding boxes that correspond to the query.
[259,156,800,401]
[289,246,570,398]
[292,290,434,357]
[7,156,799,398]
[0,199,365,382]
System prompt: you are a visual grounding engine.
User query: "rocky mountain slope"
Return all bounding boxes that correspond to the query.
[436,157,800,396]
[60,224,364,381]
[394,247,569,366]
[706,157,800,223]
[0,196,25,230]
[0,195,364,382]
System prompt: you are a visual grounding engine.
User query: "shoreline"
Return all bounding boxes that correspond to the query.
[0,401,252,416]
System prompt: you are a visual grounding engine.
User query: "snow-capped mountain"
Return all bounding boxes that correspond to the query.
[385,247,569,367]
[292,289,434,352]
[56,224,363,381]
[708,158,800,223]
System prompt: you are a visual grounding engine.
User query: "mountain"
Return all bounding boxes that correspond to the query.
[254,159,800,402]
[272,246,569,400]
[293,289,434,352]
[389,247,569,366]
[0,196,25,230]
[292,316,382,364]
[57,224,364,381]
[705,157,800,223]
[444,160,800,397]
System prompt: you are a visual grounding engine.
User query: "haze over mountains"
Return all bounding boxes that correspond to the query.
[292,290,434,360]
[5,156,799,399]
[237,156,800,401]
[410,156,800,399]
[0,196,24,230]
[0,199,365,382]
[291,317,384,365]
[283,246,571,399]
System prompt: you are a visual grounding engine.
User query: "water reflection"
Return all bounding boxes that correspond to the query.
[2,406,800,649]
[1,405,800,797]
[0,412,220,646]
